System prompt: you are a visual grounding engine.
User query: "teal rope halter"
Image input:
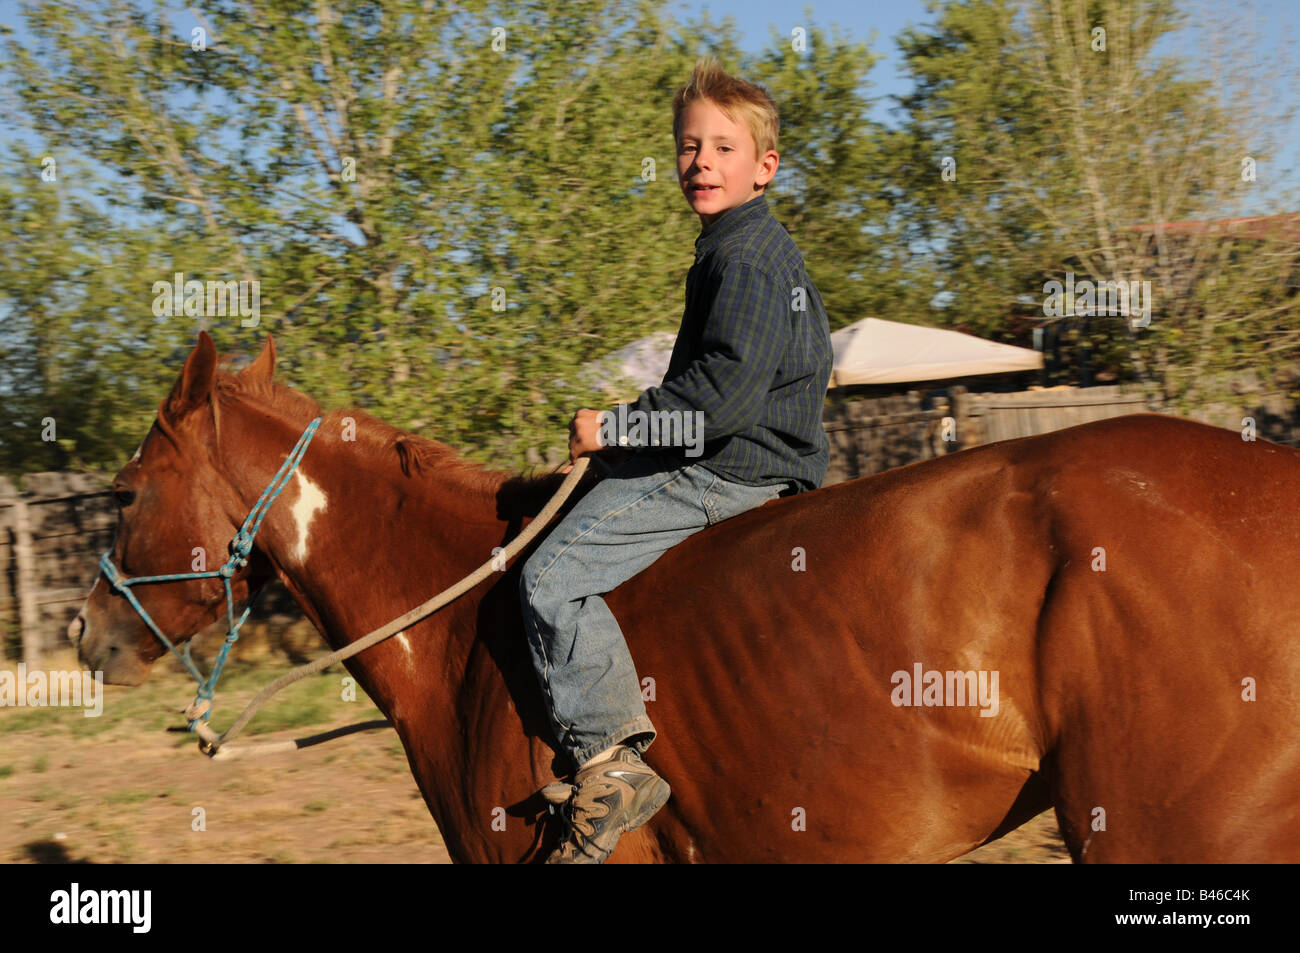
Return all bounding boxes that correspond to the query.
[97,417,323,731]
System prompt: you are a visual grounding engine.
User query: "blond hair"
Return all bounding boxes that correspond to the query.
[672,57,780,159]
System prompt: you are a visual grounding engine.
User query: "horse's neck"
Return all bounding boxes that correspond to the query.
[240,413,498,674]
[231,410,548,860]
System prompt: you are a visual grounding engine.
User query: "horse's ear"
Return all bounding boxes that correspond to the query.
[163,330,218,421]
[241,333,276,382]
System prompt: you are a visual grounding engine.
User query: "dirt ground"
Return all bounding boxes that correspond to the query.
[1,651,1067,864]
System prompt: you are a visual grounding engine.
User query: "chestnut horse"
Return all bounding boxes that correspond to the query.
[72,332,1300,862]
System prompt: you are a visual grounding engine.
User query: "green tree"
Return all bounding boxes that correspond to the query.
[2,1,898,477]
[893,0,1299,403]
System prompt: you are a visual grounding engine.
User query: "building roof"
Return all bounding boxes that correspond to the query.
[1124,211,1300,243]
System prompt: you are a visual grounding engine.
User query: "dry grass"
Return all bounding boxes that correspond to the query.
[0,649,449,864]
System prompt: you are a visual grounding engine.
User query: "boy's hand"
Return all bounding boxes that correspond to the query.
[564,409,605,472]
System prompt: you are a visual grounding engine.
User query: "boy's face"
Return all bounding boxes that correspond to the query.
[676,99,778,227]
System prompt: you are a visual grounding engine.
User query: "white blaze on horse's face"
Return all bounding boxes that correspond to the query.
[289,470,328,564]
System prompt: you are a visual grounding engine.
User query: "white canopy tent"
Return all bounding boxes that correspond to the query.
[829,317,1042,387]
[583,317,1042,397]
[577,332,678,398]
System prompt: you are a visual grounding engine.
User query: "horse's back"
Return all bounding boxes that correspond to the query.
[607,413,1300,861]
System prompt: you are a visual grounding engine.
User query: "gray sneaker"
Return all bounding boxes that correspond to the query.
[545,746,671,864]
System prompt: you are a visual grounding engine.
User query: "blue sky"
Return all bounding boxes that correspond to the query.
[679,0,932,120]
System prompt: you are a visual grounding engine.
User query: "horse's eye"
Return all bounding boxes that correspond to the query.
[113,488,136,508]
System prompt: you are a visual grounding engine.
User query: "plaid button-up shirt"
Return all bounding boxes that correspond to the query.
[603,195,832,493]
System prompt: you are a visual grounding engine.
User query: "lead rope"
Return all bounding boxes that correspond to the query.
[190,455,591,760]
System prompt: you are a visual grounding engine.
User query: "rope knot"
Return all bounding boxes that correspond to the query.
[230,531,253,558]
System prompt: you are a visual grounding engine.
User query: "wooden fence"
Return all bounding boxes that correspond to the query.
[1,473,116,664]
[958,385,1157,445]
[4,383,1296,662]
[821,383,1173,483]
[821,393,949,485]
[823,382,1298,482]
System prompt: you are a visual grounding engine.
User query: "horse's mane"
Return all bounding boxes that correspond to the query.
[210,364,587,519]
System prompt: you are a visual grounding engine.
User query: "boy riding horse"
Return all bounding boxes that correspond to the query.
[519,58,834,863]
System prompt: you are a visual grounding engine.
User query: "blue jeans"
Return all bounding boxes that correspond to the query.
[519,452,787,770]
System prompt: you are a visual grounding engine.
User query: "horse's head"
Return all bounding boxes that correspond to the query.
[71,331,281,685]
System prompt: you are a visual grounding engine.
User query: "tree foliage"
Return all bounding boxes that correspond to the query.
[894,0,1300,397]
[1,0,1296,479]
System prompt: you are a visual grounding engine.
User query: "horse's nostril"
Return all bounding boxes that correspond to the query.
[67,613,85,647]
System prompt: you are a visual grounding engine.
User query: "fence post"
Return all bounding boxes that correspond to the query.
[12,497,42,666]
[950,385,976,449]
